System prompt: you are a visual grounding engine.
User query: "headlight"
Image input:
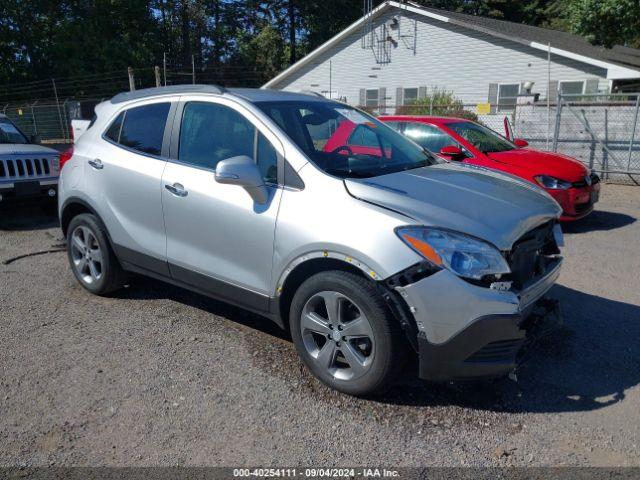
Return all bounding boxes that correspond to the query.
[396,227,510,280]
[534,175,572,190]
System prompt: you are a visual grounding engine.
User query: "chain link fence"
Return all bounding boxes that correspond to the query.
[514,93,640,184]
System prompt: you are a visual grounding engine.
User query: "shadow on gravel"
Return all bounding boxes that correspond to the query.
[0,202,58,231]
[562,210,635,234]
[114,275,640,416]
[116,276,290,341]
[373,284,640,414]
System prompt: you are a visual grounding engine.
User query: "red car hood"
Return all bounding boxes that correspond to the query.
[486,148,588,182]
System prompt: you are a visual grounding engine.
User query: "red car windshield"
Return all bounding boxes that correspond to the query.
[447,121,516,154]
[256,101,436,178]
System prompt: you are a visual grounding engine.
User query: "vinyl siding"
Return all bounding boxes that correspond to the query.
[270,10,610,108]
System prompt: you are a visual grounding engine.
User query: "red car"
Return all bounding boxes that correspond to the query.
[379,116,600,221]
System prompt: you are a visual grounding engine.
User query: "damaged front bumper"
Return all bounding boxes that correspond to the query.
[394,257,562,381]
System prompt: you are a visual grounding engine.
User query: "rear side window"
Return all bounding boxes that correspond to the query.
[105,103,170,156]
[104,112,124,142]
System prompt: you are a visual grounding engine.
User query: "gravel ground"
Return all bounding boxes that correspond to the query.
[0,185,639,467]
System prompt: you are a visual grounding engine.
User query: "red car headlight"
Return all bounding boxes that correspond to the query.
[535,175,572,190]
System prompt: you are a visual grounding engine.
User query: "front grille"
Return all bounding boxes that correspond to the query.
[506,221,559,289]
[465,339,523,363]
[0,157,55,180]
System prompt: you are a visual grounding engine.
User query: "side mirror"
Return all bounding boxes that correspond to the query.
[215,155,269,205]
[439,145,464,160]
[514,138,529,148]
[29,134,41,144]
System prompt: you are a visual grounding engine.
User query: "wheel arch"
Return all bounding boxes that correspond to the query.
[60,197,101,236]
[276,252,383,333]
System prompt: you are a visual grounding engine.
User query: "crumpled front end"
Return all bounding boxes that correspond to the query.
[389,221,563,381]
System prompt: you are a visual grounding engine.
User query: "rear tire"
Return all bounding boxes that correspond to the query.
[66,213,126,295]
[290,270,405,396]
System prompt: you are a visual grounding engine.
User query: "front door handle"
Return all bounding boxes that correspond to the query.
[88,159,103,170]
[165,183,188,197]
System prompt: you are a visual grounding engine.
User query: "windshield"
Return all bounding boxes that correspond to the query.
[446,121,515,153]
[0,118,29,144]
[256,101,437,178]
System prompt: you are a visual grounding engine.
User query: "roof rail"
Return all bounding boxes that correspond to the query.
[110,84,226,104]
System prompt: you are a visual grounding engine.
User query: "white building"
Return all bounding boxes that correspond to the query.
[263,1,640,113]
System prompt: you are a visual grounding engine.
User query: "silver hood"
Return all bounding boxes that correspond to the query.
[344,162,562,250]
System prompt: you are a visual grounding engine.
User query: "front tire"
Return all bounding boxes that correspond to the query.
[66,213,126,295]
[290,271,405,396]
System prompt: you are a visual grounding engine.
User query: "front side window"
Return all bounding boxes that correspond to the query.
[498,84,520,111]
[446,121,516,154]
[178,102,277,184]
[0,118,28,144]
[105,103,170,156]
[256,101,436,179]
[405,123,461,153]
[348,124,380,148]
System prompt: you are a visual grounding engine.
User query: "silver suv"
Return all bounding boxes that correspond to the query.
[1,114,60,207]
[59,85,563,396]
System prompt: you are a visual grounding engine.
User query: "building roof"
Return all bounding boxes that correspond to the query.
[264,0,640,88]
[414,3,640,71]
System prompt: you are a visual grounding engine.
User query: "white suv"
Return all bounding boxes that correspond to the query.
[59,85,563,396]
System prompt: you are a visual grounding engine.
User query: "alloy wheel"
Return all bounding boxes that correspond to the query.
[300,291,375,381]
[70,225,103,285]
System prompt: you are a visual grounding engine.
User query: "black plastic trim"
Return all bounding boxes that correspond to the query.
[284,160,305,190]
[417,313,526,381]
[113,244,170,277]
[169,263,270,313]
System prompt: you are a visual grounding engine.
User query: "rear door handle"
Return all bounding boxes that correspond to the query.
[88,159,103,170]
[165,183,188,197]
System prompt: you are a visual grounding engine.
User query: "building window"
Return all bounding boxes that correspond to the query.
[365,89,379,108]
[559,80,585,96]
[498,84,520,111]
[403,88,419,105]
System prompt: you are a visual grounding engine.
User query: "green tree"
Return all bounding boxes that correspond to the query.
[569,0,640,48]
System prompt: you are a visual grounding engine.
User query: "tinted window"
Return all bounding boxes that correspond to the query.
[0,118,28,144]
[256,101,437,179]
[118,103,170,156]
[447,121,515,153]
[405,123,457,153]
[179,102,278,183]
[385,121,404,133]
[104,112,124,142]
